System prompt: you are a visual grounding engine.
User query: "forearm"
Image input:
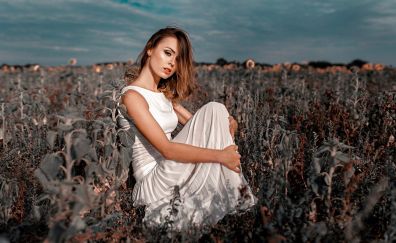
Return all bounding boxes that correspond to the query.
[173,102,193,125]
[178,117,190,126]
[164,142,222,164]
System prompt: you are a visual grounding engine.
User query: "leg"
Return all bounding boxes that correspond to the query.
[172,101,234,148]
[141,102,256,229]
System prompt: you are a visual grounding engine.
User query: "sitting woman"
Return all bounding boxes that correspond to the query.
[117,26,256,230]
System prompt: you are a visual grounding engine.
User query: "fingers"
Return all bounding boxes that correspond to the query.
[223,144,241,173]
[232,145,240,157]
[228,116,238,135]
[226,144,238,151]
[234,153,241,173]
[229,116,237,124]
[228,163,241,173]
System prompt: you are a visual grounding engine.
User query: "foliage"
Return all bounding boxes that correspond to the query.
[0,64,395,242]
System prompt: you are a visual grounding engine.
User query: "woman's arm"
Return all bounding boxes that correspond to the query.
[172,102,193,125]
[122,91,241,172]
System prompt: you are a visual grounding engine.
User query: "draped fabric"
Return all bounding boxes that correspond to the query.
[117,85,256,230]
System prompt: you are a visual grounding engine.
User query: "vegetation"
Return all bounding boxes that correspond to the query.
[0,63,395,242]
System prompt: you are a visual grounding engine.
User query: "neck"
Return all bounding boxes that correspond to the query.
[135,64,161,91]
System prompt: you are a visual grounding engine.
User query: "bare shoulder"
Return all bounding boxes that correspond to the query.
[122,89,149,110]
[120,89,171,157]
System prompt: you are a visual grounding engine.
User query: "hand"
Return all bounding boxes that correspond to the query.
[228,116,238,139]
[219,145,241,173]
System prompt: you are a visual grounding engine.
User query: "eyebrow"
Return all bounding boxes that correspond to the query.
[165,47,176,54]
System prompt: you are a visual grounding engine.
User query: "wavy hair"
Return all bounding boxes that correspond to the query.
[133,26,197,103]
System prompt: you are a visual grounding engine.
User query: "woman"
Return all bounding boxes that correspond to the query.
[118,27,256,230]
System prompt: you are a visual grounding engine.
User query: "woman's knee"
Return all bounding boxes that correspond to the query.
[205,101,229,115]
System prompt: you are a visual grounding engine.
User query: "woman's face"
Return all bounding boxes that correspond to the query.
[147,36,178,80]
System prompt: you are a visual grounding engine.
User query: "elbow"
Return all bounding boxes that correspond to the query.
[162,150,172,160]
[161,142,173,160]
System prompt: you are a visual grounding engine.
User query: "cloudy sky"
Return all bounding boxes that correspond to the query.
[1,0,395,66]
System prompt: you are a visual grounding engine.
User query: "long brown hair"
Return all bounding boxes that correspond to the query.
[134,26,197,103]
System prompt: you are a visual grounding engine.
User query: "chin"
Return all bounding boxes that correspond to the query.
[159,74,170,80]
[161,73,174,80]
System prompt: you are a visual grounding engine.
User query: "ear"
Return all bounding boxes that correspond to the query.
[147,49,152,57]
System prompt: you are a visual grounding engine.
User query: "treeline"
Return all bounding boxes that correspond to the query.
[210,58,388,69]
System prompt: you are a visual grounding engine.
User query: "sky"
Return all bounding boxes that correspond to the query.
[0,0,395,66]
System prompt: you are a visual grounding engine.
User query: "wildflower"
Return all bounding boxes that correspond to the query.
[69,58,77,66]
[106,63,114,70]
[292,64,301,72]
[93,65,102,73]
[33,64,40,72]
[245,58,255,69]
[362,63,373,71]
[272,63,282,72]
[127,59,134,65]
[374,63,384,71]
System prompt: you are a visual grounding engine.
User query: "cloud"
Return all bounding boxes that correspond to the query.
[365,0,396,35]
[0,0,395,65]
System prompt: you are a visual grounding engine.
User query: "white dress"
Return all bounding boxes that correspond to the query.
[117,85,257,230]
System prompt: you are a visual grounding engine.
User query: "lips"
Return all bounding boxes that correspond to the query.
[163,67,172,75]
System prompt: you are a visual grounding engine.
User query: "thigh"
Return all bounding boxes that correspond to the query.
[172,102,230,144]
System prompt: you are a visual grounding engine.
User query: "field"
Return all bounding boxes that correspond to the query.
[0,63,395,242]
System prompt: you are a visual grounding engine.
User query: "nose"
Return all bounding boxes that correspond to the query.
[169,57,175,67]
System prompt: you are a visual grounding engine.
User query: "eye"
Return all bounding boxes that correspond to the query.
[164,50,172,56]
